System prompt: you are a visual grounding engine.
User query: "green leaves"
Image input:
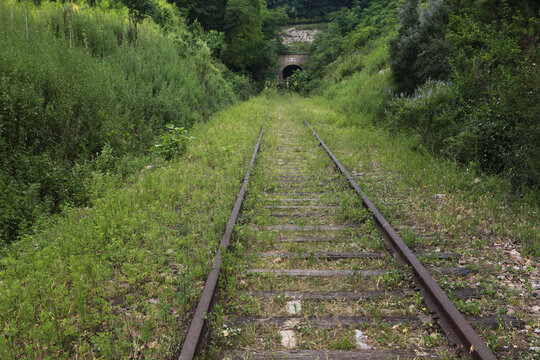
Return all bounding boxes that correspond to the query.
[0,0,239,244]
[387,80,458,153]
[223,0,265,71]
[150,124,194,160]
[119,0,156,21]
[389,0,452,94]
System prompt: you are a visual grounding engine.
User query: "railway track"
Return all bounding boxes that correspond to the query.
[179,109,525,359]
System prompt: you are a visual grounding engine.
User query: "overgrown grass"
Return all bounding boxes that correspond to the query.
[295,8,539,256]
[320,37,391,125]
[292,82,539,256]
[0,97,270,358]
[267,93,537,356]
[284,41,311,54]
[0,0,243,246]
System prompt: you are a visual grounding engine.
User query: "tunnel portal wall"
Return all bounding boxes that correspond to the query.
[277,54,309,80]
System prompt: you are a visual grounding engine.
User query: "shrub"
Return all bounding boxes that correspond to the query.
[287,69,311,94]
[387,0,540,191]
[150,124,193,160]
[389,0,453,94]
[0,1,240,245]
[386,80,459,153]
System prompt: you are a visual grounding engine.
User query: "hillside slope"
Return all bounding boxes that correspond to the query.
[294,0,539,194]
[0,0,246,246]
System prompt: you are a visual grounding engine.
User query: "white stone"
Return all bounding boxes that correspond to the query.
[281,28,320,45]
[509,249,521,257]
[280,330,296,349]
[507,308,515,315]
[355,329,370,349]
[285,300,302,315]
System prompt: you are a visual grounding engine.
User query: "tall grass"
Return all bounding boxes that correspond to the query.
[308,31,539,256]
[0,96,271,358]
[0,1,240,246]
[320,36,392,126]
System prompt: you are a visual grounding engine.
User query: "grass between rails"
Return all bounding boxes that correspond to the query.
[205,102,460,359]
[0,97,270,358]
[278,96,538,357]
[290,88,539,257]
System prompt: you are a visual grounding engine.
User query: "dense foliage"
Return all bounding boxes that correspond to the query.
[0,0,242,246]
[173,0,288,81]
[173,0,228,30]
[267,0,354,23]
[295,0,539,194]
[388,0,539,190]
[293,0,398,92]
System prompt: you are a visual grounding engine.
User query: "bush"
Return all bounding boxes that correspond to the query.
[389,0,453,94]
[287,69,311,94]
[387,0,540,191]
[150,124,193,160]
[386,80,459,153]
[0,1,241,245]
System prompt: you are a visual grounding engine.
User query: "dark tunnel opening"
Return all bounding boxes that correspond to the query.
[282,64,302,80]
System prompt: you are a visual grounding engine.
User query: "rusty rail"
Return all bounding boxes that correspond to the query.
[178,109,270,360]
[305,120,496,360]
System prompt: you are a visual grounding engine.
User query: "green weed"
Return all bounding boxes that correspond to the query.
[0,98,270,358]
[0,1,243,245]
[150,124,194,160]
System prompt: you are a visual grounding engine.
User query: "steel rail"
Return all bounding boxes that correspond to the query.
[179,109,270,360]
[305,120,496,360]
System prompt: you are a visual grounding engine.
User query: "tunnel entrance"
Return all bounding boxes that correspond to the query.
[282,64,302,80]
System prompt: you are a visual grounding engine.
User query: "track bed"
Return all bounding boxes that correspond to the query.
[181,105,531,359]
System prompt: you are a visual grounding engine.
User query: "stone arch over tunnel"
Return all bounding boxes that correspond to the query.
[278,54,309,80]
[282,64,302,80]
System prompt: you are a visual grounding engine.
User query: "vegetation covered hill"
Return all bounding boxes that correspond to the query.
[295,0,539,195]
[0,0,249,246]
[267,0,355,23]
[173,0,289,80]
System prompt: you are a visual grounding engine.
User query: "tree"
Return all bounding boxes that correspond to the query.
[223,0,265,71]
[389,0,452,94]
[262,6,289,41]
[173,0,228,30]
[119,0,156,46]
[267,0,354,22]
